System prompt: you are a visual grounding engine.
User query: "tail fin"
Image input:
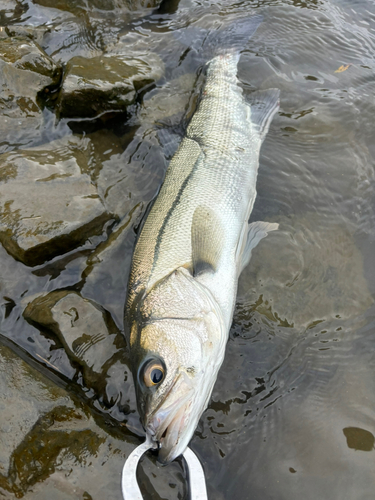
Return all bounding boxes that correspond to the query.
[174,15,263,60]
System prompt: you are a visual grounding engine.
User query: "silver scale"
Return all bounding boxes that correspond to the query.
[122,437,208,500]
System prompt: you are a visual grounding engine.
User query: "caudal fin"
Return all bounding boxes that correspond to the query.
[174,15,263,60]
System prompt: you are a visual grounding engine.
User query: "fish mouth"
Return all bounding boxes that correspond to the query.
[146,372,195,464]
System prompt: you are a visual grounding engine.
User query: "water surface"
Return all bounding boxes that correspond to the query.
[1,0,375,499]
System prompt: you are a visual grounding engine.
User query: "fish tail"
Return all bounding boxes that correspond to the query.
[205,15,264,57]
[174,14,263,61]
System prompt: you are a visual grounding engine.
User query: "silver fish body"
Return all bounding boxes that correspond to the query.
[125,17,279,464]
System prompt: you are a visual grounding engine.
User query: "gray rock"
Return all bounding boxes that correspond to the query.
[23,289,135,415]
[0,342,142,500]
[0,136,113,266]
[57,52,163,118]
[0,1,24,24]
[0,35,62,151]
[23,290,126,382]
[0,342,80,480]
[33,0,162,13]
[81,213,139,326]
[4,25,51,46]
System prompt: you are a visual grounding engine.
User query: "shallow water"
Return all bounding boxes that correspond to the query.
[1,0,375,499]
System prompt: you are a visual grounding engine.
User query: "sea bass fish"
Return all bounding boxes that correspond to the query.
[125,15,279,464]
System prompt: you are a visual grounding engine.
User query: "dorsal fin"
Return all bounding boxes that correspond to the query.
[191,206,223,276]
[246,89,280,142]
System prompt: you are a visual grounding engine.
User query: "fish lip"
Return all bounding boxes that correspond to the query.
[145,372,195,462]
[156,403,188,464]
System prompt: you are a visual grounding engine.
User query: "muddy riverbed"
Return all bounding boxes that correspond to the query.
[0,0,375,499]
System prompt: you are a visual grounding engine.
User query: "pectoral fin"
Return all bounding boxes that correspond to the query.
[191,206,223,276]
[239,221,278,275]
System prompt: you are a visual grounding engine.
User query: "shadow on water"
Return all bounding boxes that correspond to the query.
[0,0,375,498]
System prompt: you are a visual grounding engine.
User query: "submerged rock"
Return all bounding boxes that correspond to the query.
[24,290,125,380]
[0,35,62,151]
[4,25,50,46]
[0,1,26,25]
[0,136,113,267]
[0,342,139,499]
[23,289,133,414]
[57,52,163,118]
[33,0,163,14]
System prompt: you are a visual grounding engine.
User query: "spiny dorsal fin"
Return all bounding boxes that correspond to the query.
[239,221,279,275]
[191,206,223,276]
[246,89,280,142]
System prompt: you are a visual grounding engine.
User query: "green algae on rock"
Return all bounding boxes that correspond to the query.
[0,136,114,267]
[0,342,138,499]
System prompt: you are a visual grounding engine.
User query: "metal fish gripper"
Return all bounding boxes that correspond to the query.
[122,438,208,500]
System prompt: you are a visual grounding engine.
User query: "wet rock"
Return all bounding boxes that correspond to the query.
[23,289,133,414]
[92,0,163,9]
[0,342,80,481]
[0,35,62,152]
[0,1,26,25]
[33,0,162,14]
[0,136,113,267]
[57,52,163,118]
[24,290,126,380]
[140,73,196,126]
[81,212,140,326]
[4,25,51,46]
[0,342,140,500]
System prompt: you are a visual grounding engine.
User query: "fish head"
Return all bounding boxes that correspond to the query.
[129,268,226,464]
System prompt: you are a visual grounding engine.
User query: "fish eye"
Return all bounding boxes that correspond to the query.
[143,361,165,388]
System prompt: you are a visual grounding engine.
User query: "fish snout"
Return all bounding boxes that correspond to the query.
[152,404,189,465]
[145,373,196,464]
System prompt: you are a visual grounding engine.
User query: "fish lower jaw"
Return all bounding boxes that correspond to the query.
[146,406,190,464]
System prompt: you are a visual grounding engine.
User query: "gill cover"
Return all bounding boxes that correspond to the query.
[129,267,225,463]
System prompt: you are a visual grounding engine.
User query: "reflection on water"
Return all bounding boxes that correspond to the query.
[1,0,375,498]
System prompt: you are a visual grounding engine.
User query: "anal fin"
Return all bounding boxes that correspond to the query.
[191,206,223,276]
[157,125,184,159]
[239,221,278,275]
[246,89,280,142]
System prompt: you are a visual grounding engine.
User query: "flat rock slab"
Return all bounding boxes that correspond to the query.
[0,136,112,266]
[33,0,162,13]
[24,290,126,380]
[3,25,51,46]
[57,53,163,118]
[0,342,139,500]
[0,35,62,151]
[23,290,133,413]
[0,342,79,479]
